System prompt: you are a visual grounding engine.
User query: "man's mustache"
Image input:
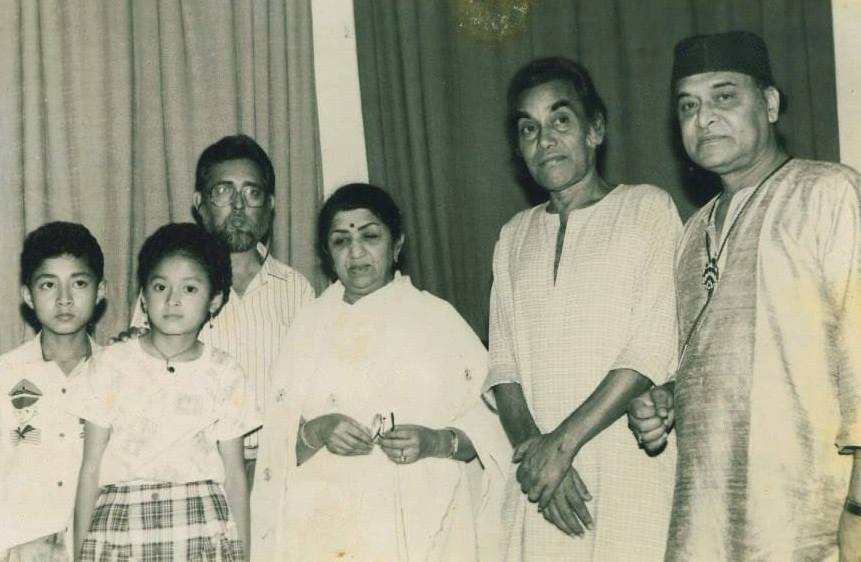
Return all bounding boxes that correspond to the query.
[224,213,252,230]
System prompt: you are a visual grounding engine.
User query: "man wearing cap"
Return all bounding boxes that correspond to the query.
[628,30,861,559]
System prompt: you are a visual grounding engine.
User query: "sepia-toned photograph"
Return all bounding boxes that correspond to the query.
[1,1,859,560]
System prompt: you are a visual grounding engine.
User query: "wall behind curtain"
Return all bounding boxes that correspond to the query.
[355,0,838,339]
[0,0,323,353]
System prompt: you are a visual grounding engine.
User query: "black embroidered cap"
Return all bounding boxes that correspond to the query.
[671,30,775,86]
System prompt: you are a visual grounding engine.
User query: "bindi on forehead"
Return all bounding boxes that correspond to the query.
[330,221,381,236]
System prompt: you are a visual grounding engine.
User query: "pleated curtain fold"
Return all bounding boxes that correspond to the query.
[0,0,323,351]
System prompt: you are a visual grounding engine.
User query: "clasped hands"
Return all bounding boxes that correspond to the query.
[626,383,674,455]
[513,431,594,538]
[304,413,445,465]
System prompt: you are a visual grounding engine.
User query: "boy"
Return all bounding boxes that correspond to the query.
[0,222,105,562]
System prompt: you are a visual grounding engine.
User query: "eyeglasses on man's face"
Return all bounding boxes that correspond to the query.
[207,183,270,208]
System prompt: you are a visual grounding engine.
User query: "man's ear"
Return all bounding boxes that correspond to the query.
[587,114,606,148]
[393,234,405,262]
[192,191,203,210]
[764,86,781,123]
[20,285,33,310]
[96,280,107,304]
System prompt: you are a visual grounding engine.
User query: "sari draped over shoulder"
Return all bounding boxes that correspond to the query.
[252,275,510,562]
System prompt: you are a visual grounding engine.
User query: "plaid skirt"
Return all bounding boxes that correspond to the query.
[79,480,244,562]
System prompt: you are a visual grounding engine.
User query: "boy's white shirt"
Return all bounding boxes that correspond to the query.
[0,333,98,551]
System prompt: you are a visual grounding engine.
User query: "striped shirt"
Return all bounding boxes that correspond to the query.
[131,248,315,455]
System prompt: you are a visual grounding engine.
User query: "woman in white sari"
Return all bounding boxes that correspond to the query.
[252,183,510,561]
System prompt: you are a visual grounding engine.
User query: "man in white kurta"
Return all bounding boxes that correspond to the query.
[629,31,861,560]
[485,57,680,560]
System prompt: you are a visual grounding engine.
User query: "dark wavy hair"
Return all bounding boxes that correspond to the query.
[195,134,275,196]
[20,221,104,286]
[137,223,232,308]
[316,183,403,280]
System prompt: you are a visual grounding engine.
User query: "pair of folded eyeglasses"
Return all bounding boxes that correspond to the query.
[371,412,395,442]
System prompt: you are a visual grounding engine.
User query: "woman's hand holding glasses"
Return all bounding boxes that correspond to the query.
[304,414,374,456]
[379,423,448,465]
[302,412,451,464]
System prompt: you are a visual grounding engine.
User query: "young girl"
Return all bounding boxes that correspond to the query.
[71,223,258,561]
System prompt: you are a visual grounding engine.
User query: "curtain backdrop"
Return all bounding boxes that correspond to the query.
[0,0,323,353]
[355,0,838,339]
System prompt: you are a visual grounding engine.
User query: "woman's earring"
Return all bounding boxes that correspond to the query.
[208,311,214,329]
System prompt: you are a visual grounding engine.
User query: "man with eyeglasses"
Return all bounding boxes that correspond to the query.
[129,135,316,484]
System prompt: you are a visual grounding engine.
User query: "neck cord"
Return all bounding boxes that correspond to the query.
[149,337,199,373]
[679,157,793,368]
[702,157,792,297]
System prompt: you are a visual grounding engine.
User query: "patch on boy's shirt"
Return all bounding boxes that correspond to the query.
[8,377,44,445]
[8,377,43,402]
[11,424,41,445]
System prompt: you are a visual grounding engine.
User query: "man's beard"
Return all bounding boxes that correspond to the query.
[216,213,268,253]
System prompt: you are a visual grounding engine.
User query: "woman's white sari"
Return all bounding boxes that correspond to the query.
[252,275,509,561]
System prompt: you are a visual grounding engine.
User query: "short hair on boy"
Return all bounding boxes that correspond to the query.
[194,134,276,196]
[137,223,233,307]
[20,221,105,286]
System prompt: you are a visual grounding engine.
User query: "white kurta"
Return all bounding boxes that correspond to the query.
[252,275,510,562]
[485,184,680,561]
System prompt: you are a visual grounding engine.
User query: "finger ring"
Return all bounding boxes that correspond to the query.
[399,451,407,463]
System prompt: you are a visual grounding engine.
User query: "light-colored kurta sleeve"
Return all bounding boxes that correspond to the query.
[611,190,681,384]
[484,225,520,395]
[818,171,861,452]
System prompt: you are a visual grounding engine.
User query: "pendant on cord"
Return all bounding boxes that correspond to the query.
[702,258,719,297]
